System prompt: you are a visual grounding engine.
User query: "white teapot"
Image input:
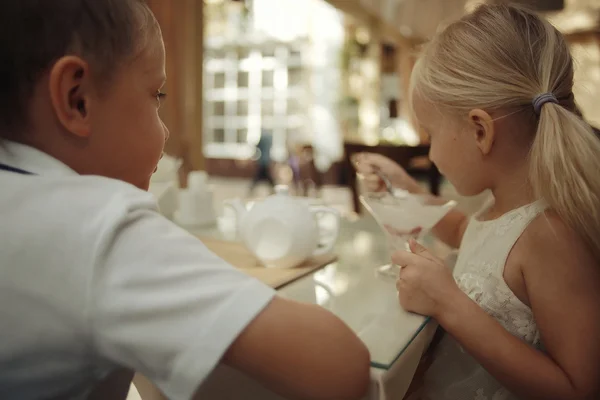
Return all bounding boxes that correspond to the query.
[225,186,340,269]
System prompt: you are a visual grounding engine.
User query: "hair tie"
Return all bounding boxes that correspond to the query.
[532,93,559,115]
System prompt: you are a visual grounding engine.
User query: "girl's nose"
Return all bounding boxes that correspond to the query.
[162,120,170,142]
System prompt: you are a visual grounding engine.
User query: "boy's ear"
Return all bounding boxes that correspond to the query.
[468,109,495,156]
[48,56,92,138]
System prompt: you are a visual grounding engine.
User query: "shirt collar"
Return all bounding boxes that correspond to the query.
[0,140,77,177]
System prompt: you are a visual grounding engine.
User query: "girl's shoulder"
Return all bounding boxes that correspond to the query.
[517,210,597,282]
[520,211,579,254]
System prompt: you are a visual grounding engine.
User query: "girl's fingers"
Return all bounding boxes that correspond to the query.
[391,249,423,267]
[408,239,439,263]
[351,153,370,168]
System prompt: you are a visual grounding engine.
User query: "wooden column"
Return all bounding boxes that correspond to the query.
[566,30,600,128]
[147,0,205,186]
[358,20,382,144]
[396,46,427,143]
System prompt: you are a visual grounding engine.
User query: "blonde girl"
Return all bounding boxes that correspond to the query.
[357,4,600,399]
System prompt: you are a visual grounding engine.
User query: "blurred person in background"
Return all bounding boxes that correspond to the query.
[248,130,275,196]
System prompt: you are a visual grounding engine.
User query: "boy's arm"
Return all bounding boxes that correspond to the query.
[219,297,370,400]
[91,191,370,400]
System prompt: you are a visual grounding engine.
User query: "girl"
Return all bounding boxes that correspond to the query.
[356,4,600,400]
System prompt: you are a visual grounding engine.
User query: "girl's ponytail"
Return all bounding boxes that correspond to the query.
[530,102,600,259]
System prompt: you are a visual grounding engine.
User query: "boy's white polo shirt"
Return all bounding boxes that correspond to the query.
[0,141,276,400]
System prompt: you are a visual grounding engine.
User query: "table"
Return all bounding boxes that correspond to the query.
[187,212,452,400]
[132,210,452,400]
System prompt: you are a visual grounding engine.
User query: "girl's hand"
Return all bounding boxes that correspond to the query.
[392,240,462,318]
[351,152,424,194]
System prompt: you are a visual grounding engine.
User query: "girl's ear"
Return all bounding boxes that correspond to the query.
[468,109,495,155]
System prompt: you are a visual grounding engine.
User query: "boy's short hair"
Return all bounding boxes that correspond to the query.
[0,0,158,134]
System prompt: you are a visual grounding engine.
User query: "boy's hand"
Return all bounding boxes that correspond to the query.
[393,240,462,318]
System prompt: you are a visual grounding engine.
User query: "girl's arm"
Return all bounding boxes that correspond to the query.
[427,196,469,249]
[438,214,600,400]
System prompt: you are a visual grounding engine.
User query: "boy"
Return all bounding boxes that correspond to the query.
[0,1,370,399]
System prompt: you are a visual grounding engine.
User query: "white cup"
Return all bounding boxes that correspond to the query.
[188,171,209,192]
[178,189,201,224]
[177,188,217,227]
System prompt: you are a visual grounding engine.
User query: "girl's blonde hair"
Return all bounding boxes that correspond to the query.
[411,4,600,259]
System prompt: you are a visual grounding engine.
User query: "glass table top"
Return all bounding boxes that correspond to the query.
[191,211,452,369]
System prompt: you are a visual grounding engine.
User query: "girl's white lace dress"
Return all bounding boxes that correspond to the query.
[411,200,546,400]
